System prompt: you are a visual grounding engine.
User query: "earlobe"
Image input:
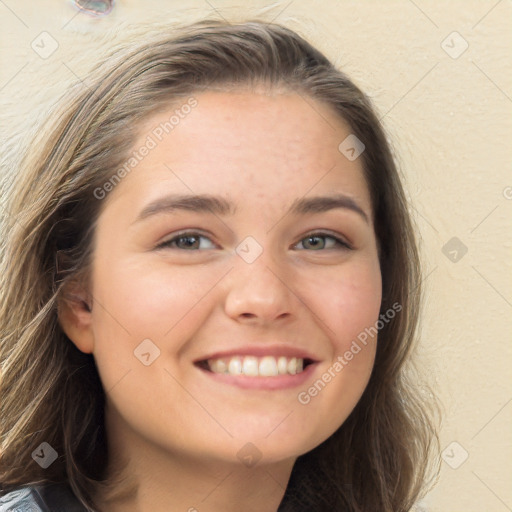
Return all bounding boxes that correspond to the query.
[57,289,95,354]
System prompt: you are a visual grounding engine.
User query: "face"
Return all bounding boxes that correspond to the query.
[61,89,382,469]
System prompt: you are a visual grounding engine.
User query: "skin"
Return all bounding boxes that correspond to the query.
[59,89,382,512]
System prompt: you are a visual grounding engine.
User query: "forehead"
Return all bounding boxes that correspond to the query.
[107,90,372,218]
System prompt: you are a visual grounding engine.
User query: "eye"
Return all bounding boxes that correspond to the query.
[294,232,352,251]
[156,231,216,251]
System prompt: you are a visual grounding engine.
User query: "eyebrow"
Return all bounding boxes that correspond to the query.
[289,194,369,223]
[135,194,234,222]
[134,193,369,224]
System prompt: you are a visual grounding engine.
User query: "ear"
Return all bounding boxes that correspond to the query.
[57,283,95,354]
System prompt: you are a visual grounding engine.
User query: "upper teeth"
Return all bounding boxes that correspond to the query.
[208,356,304,377]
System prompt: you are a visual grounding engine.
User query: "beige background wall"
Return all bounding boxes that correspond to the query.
[1,1,511,510]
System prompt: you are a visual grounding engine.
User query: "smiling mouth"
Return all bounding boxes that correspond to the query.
[195,355,315,377]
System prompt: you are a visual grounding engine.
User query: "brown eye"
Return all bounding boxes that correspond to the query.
[174,235,201,249]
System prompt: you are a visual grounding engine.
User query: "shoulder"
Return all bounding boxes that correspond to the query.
[0,486,43,511]
[0,483,87,512]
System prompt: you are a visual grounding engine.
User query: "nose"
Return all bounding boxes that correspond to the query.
[222,255,296,326]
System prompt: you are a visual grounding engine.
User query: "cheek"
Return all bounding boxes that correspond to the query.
[89,257,225,358]
[304,259,382,352]
[97,253,210,313]
[291,260,381,448]
[331,285,381,354]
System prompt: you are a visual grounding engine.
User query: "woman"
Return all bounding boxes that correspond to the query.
[0,19,439,511]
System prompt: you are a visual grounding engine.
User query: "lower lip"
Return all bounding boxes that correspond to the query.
[197,362,319,390]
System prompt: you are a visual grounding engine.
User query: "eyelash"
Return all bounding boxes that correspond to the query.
[155,230,353,251]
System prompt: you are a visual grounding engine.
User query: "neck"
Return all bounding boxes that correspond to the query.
[92,417,294,512]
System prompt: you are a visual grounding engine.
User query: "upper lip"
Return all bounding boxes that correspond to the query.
[194,345,320,363]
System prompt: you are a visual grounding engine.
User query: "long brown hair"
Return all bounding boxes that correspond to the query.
[0,19,440,511]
